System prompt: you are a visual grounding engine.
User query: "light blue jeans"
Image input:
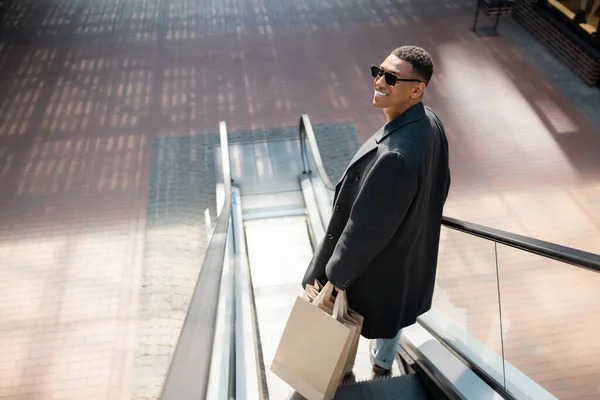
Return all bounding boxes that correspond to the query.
[370,329,403,370]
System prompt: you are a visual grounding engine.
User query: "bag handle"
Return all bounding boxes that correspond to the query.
[313,281,335,306]
[332,290,348,322]
[313,282,348,322]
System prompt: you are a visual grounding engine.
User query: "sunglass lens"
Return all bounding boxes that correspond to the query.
[384,72,397,86]
[371,66,397,86]
[370,66,380,78]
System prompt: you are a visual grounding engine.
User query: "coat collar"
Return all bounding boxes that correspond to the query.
[334,102,425,190]
[375,102,426,144]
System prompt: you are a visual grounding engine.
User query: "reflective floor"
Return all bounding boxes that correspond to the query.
[0,0,599,398]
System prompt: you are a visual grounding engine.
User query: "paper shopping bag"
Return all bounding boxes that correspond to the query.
[303,280,334,311]
[302,280,364,373]
[271,282,355,400]
[343,309,363,372]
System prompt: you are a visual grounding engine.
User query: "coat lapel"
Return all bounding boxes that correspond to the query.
[335,133,378,189]
[335,103,427,190]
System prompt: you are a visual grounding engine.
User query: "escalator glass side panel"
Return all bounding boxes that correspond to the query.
[216,139,303,196]
[161,122,232,400]
[299,114,336,227]
[426,226,505,386]
[300,114,336,191]
[300,176,326,248]
[423,226,567,400]
[496,244,600,400]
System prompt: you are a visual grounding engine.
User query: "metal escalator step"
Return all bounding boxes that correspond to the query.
[334,374,430,400]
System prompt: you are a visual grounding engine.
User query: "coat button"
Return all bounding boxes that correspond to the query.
[355,174,360,181]
[327,233,334,240]
[334,204,340,211]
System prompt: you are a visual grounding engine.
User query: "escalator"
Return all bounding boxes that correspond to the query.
[216,127,412,398]
[160,117,600,400]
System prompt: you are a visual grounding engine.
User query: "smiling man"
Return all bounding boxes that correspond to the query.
[302,46,451,377]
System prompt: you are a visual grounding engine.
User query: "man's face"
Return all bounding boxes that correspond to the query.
[372,54,423,110]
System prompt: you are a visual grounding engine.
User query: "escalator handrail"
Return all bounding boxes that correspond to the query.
[442,216,600,273]
[298,114,600,274]
[300,114,336,191]
[161,122,233,400]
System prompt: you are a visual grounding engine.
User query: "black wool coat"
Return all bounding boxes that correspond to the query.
[302,102,451,339]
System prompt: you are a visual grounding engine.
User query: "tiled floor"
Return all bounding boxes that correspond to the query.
[0,0,599,398]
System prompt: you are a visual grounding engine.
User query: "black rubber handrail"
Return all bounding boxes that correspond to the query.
[161,122,233,400]
[442,216,600,273]
[299,114,600,274]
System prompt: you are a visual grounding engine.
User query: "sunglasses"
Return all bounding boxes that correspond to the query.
[370,65,422,86]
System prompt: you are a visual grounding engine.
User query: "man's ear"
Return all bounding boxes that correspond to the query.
[411,82,426,98]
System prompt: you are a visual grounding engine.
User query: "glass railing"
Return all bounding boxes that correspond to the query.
[161,122,234,400]
[497,244,599,399]
[299,114,336,226]
[426,218,600,400]
[299,115,600,400]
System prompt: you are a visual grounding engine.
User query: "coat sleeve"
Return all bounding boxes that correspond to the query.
[325,151,417,290]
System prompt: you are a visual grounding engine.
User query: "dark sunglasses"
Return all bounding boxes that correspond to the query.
[370,65,422,86]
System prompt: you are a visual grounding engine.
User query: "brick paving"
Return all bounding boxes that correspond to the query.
[0,0,599,399]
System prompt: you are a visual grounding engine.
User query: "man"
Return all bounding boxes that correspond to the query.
[301,46,451,377]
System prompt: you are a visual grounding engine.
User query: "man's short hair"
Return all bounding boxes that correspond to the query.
[391,46,434,85]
